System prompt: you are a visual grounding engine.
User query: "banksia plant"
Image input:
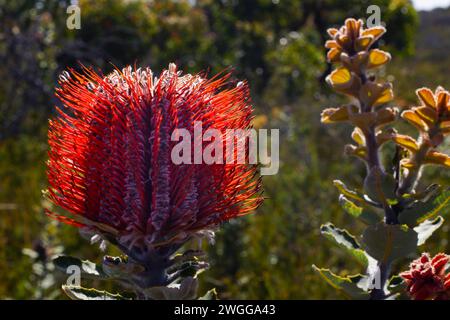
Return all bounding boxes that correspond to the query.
[46,64,262,300]
[314,18,450,300]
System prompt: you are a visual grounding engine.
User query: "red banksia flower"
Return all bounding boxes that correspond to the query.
[400,253,450,300]
[47,64,262,268]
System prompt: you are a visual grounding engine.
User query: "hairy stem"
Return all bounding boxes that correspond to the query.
[364,127,381,171]
[358,72,395,299]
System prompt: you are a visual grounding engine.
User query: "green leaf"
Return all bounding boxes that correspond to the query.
[414,216,444,246]
[408,184,440,202]
[62,285,128,300]
[320,222,361,249]
[363,167,397,204]
[199,288,218,300]
[399,188,450,226]
[312,265,370,300]
[361,223,418,264]
[320,222,368,267]
[333,180,365,202]
[339,195,381,225]
[54,255,108,279]
[102,255,145,278]
[144,276,198,300]
[387,275,407,299]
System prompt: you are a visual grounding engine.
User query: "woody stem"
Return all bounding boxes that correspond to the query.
[358,72,393,300]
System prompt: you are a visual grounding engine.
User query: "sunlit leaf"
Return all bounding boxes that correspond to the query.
[339,195,381,225]
[320,222,370,268]
[62,285,128,300]
[312,266,370,300]
[54,255,108,279]
[198,288,218,300]
[414,216,444,246]
[399,187,450,226]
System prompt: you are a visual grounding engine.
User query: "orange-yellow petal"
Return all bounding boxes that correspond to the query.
[400,158,416,169]
[401,110,429,131]
[440,120,450,134]
[326,67,352,87]
[356,36,373,51]
[415,106,437,125]
[436,89,450,110]
[321,107,347,124]
[373,86,394,107]
[327,48,342,63]
[361,27,386,42]
[367,49,391,69]
[416,87,436,109]
[424,151,450,168]
[345,18,360,38]
[351,127,365,146]
[327,28,339,38]
[393,135,419,152]
[325,40,339,49]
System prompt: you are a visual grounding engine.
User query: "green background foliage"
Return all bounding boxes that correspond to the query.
[0,0,448,299]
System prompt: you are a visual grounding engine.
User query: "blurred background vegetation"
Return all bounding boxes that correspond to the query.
[0,0,449,299]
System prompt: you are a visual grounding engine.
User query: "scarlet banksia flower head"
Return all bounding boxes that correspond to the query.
[400,253,450,300]
[47,64,262,265]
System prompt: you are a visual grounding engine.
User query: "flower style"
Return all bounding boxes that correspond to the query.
[46,64,262,289]
[400,253,450,300]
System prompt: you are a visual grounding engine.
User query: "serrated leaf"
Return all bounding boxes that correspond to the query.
[199,288,218,300]
[312,265,370,300]
[320,222,361,249]
[399,187,450,226]
[102,255,145,278]
[54,255,108,279]
[62,285,128,300]
[144,277,198,300]
[414,216,444,245]
[361,223,418,264]
[320,223,369,268]
[339,195,381,225]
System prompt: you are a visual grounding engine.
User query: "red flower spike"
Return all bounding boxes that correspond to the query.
[47,64,263,257]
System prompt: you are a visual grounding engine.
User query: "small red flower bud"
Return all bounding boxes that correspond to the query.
[400,253,450,300]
